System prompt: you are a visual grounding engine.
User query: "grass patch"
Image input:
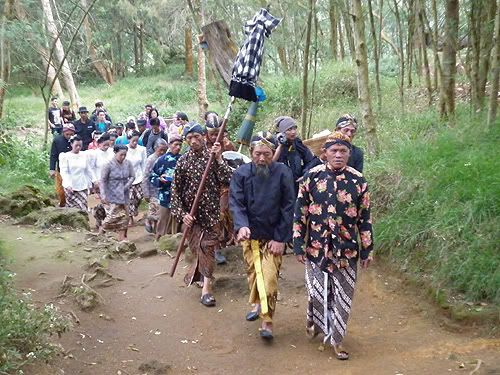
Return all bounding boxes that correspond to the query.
[0,243,70,373]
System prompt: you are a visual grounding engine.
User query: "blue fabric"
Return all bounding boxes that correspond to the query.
[115,135,129,145]
[150,152,181,208]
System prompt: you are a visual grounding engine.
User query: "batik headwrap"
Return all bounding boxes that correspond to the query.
[182,122,205,139]
[250,131,276,150]
[335,114,358,129]
[323,131,352,150]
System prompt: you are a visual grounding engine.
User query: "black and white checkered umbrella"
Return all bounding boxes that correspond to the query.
[229,8,281,102]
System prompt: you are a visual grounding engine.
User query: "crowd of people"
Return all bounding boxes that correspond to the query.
[48,97,373,360]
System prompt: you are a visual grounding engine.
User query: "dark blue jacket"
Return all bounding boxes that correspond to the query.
[229,162,296,243]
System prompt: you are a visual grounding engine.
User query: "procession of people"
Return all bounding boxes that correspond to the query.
[48,100,373,360]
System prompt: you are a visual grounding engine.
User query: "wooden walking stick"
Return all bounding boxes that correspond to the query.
[169,96,235,277]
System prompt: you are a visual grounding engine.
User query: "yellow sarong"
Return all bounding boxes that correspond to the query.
[241,240,282,323]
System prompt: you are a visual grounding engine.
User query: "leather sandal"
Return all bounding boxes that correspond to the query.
[200,294,216,307]
[333,344,349,360]
[246,305,261,321]
[259,328,273,340]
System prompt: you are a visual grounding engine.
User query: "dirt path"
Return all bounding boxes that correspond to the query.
[1,221,499,375]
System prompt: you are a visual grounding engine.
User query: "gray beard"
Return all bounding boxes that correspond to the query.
[254,164,270,180]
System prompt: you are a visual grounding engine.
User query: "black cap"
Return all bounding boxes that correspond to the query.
[114,122,124,129]
[62,100,70,106]
[137,119,147,127]
[78,106,89,113]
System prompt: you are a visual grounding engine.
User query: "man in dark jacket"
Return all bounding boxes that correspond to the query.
[273,116,315,193]
[141,117,168,156]
[335,114,364,173]
[72,106,95,150]
[49,123,75,207]
[229,131,295,340]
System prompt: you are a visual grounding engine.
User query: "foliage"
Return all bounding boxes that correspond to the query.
[369,109,500,304]
[0,246,70,373]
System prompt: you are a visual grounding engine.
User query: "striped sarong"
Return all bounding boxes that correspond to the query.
[102,203,128,232]
[305,259,357,345]
[65,189,88,212]
[128,183,143,218]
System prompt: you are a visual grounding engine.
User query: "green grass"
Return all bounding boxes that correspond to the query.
[1,61,499,307]
[0,242,69,373]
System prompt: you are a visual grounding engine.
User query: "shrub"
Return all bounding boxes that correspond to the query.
[0,252,69,372]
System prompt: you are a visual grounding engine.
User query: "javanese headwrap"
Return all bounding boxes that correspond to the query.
[323,131,352,150]
[335,114,358,129]
[250,131,276,150]
[182,122,205,139]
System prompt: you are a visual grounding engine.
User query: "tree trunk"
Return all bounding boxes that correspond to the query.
[431,0,440,89]
[41,0,80,107]
[417,0,432,106]
[133,25,139,72]
[439,0,459,124]
[367,0,382,112]
[301,0,314,139]
[406,0,415,88]
[184,24,194,77]
[277,46,289,73]
[139,22,144,71]
[329,0,338,60]
[342,0,356,60]
[393,0,405,114]
[469,3,482,109]
[39,47,64,98]
[352,0,379,156]
[80,0,113,84]
[0,0,14,119]
[487,1,500,127]
[338,17,345,60]
[477,0,497,110]
[116,31,124,77]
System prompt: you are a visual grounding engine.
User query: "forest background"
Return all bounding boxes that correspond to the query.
[0,0,498,369]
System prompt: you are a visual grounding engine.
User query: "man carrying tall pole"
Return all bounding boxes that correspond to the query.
[170,122,232,307]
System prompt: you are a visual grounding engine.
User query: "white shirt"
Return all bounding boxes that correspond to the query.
[86,148,112,181]
[59,151,96,191]
[126,145,147,185]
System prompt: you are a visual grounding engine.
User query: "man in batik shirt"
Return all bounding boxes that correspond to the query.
[171,122,232,307]
[293,131,373,360]
[230,132,295,340]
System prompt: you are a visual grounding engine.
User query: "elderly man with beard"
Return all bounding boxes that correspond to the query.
[171,122,233,307]
[293,131,373,360]
[229,132,295,340]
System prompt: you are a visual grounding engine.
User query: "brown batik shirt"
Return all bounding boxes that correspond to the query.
[171,147,233,230]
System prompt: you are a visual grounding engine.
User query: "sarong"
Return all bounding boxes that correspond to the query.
[147,197,160,222]
[55,171,66,207]
[157,206,181,236]
[102,203,128,231]
[305,259,357,345]
[242,240,282,323]
[65,189,88,212]
[92,203,107,228]
[128,183,143,218]
[184,223,219,286]
[219,187,234,247]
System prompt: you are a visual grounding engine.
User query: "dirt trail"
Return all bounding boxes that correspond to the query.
[1,221,499,375]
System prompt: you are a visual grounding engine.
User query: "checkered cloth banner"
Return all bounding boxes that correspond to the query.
[229,8,281,101]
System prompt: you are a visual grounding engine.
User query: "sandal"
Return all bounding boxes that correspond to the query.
[246,305,261,322]
[306,324,318,339]
[259,328,273,340]
[200,294,216,307]
[333,344,349,360]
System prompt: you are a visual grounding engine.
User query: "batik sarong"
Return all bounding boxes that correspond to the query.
[102,204,128,231]
[128,183,143,218]
[219,187,234,247]
[92,203,107,228]
[242,240,282,323]
[305,259,357,345]
[147,197,160,222]
[65,189,88,212]
[184,223,219,286]
[55,171,66,207]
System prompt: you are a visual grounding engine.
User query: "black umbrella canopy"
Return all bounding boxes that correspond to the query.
[229,8,281,102]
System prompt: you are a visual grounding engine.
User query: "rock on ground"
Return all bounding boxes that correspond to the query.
[17,206,89,230]
[0,185,52,217]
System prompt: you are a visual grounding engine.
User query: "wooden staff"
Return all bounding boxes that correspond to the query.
[170,96,235,277]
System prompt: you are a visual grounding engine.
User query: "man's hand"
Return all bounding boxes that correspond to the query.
[211,142,223,162]
[49,170,56,179]
[236,227,251,242]
[360,258,372,269]
[183,214,195,228]
[268,241,285,256]
[296,254,306,264]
